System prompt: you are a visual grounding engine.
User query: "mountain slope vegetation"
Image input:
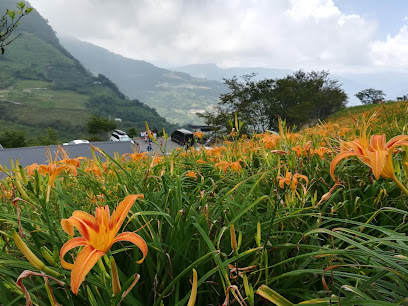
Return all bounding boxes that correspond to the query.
[0,0,174,143]
[59,36,227,125]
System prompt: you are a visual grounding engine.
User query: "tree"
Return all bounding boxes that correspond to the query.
[199,74,276,134]
[128,127,137,138]
[87,115,117,138]
[0,129,26,148]
[270,70,347,127]
[36,127,58,145]
[200,70,347,132]
[0,2,32,54]
[355,88,386,105]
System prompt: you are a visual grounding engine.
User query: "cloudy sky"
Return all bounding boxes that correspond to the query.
[28,0,408,73]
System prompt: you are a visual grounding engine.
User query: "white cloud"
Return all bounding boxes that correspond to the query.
[370,25,408,69]
[29,0,381,71]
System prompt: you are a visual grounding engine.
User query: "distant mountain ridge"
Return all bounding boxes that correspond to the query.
[59,36,227,125]
[174,63,292,82]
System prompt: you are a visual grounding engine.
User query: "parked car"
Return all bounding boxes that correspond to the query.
[63,139,90,145]
[171,129,194,146]
[0,144,3,150]
[110,130,134,144]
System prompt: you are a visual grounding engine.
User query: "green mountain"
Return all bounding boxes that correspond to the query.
[0,0,174,144]
[58,36,227,125]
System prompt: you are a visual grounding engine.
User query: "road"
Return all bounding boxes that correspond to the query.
[133,137,183,154]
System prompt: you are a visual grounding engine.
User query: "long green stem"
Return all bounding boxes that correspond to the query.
[392,175,408,197]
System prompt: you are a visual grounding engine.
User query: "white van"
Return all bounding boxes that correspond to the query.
[110,130,134,144]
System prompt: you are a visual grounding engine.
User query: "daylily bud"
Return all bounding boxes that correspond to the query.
[12,229,45,270]
[12,230,60,277]
[255,222,261,247]
[12,177,30,201]
[41,246,58,267]
[18,164,28,186]
[242,273,254,304]
[230,223,237,252]
[110,257,121,296]
[187,268,198,306]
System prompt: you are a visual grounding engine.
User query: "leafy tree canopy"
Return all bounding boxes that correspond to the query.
[0,129,26,148]
[0,1,32,54]
[87,115,117,136]
[355,88,386,105]
[199,70,347,133]
[128,127,137,138]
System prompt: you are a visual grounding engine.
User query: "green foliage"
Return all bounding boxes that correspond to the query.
[87,115,117,136]
[2,119,408,304]
[356,88,386,105]
[200,70,347,133]
[0,128,26,147]
[128,127,137,138]
[35,127,58,145]
[0,1,32,54]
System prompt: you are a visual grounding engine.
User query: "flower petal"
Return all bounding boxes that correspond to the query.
[370,135,386,150]
[340,140,364,155]
[61,219,74,236]
[386,135,408,148]
[113,232,148,264]
[65,211,99,240]
[366,147,388,180]
[60,237,88,270]
[70,244,105,295]
[330,151,361,180]
[110,195,144,232]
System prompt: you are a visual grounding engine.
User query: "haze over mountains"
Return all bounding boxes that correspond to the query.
[59,36,227,125]
[59,35,408,113]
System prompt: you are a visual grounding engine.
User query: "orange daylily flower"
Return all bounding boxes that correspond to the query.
[26,149,77,187]
[292,142,313,158]
[277,171,308,192]
[314,147,331,159]
[185,171,198,179]
[259,134,281,149]
[214,161,230,172]
[60,195,148,295]
[330,134,408,180]
[228,160,244,172]
[122,151,149,162]
[207,146,226,158]
[84,161,109,177]
[153,156,164,165]
[193,131,204,139]
[28,162,77,187]
[59,148,86,167]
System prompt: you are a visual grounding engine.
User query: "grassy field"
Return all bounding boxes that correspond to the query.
[1,102,408,305]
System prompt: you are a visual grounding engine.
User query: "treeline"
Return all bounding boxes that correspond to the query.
[200,70,348,133]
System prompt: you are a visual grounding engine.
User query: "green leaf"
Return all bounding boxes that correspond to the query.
[256,285,294,306]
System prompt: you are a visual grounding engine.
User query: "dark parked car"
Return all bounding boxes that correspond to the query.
[171,129,194,147]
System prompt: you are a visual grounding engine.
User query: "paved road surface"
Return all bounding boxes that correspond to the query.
[133,137,183,154]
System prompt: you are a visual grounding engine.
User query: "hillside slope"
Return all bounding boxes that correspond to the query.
[325,100,408,138]
[0,0,174,143]
[59,36,227,125]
